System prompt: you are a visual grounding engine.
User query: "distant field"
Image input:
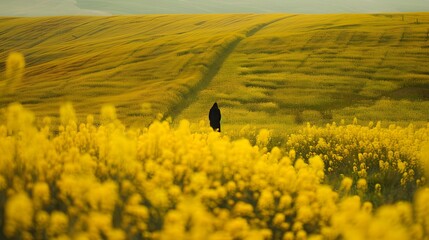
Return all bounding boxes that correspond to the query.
[0,13,428,132]
[0,14,284,126]
[176,13,429,134]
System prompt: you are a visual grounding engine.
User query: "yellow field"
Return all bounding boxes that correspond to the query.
[0,14,285,126]
[0,104,428,239]
[1,14,428,131]
[177,13,429,134]
[0,13,429,239]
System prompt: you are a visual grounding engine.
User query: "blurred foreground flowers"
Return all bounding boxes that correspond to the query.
[0,103,428,240]
[3,52,25,94]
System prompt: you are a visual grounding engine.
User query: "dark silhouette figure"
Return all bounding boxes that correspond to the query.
[209,102,221,132]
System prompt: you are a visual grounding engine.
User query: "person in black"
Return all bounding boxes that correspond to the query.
[209,102,221,132]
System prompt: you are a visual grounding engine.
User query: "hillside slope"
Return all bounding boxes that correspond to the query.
[177,13,429,133]
[0,14,284,126]
[0,14,428,130]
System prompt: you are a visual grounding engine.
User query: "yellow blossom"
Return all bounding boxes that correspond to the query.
[5,52,25,93]
[340,177,353,193]
[225,218,250,239]
[273,213,285,227]
[289,149,296,161]
[297,205,314,223]
[101,105,118,124]
[357,178,368,193]
[233,201,254,217]
[4,192,34,237]
[257,129,271,147]
[257,189,275,217]
[32,182,50,209]
[420,143,429,176]
[48,211,69,236]
[60,103,77,126]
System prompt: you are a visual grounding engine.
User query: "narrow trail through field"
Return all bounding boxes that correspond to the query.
[167,15,295,119]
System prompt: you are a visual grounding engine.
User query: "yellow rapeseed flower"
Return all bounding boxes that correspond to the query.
[4,192,33,238]
[48,211,69,237]
[340,177,353,193]
[5,52,25,93]
[257,129,271,147]
[60,103,77,126]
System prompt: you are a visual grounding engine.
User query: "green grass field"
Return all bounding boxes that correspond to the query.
[0,13,428,132]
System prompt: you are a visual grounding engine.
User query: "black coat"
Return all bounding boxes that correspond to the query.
[209,102,221,132]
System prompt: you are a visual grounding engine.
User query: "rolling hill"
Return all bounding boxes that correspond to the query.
[0,13,428,132]
[0,14,285,126]
[4,0,429,16]
[177,13,429,133]
[0,14,429,240]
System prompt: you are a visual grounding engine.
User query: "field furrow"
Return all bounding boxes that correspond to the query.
[0,15,283,126]
[167,15,295,118]
[0,13,428,131]
[176,13,429,134]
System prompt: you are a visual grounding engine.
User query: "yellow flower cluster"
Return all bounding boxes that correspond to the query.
[286,122,429,205]
[4,52,25,93]
[0,103,428,240]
